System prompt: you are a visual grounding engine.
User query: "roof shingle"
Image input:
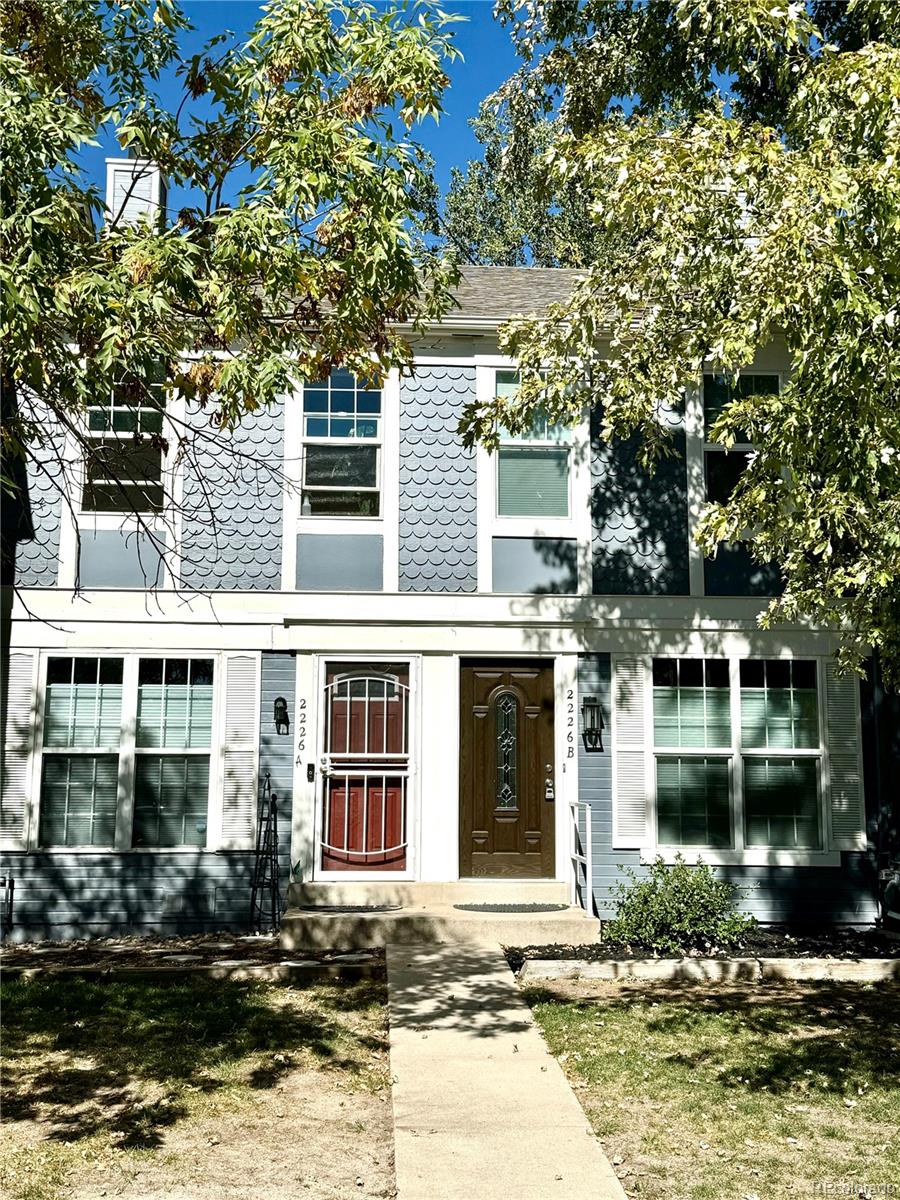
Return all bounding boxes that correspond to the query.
[448,266,584,323]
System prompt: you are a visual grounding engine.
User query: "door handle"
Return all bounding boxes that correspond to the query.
[544,777,555,801]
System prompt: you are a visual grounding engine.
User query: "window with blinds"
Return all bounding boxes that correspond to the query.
[652,658,731,847]
[653,658,730,747]
[133,658,214,847]
[39,658,123,848]
[497,446,569,517]
[739,659,818,748]
[646,655,827,854]
[37,655,218,850]
[656,755,731,847]
[495,369,571,519]
[740,658,821,849]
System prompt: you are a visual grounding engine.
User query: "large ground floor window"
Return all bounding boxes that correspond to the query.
[650,656,824,853]
[38,655,214,850]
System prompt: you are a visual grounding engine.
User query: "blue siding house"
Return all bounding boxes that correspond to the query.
[1,159,896,941]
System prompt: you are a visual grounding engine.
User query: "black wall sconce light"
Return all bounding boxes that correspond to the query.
[273,696,290,735]
[581,694,604,752]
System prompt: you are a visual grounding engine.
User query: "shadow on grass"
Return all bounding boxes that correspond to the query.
[523,981,900,1097]
[1,975,386,1149]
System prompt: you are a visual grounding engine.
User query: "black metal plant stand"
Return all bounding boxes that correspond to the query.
[0,875,14,939]
[249,772,282,932]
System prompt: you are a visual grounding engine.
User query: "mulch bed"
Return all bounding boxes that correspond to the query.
[506,925,899,972]
[0,931,386,972]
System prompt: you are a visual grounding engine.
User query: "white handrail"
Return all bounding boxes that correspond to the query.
[568,800,594,916]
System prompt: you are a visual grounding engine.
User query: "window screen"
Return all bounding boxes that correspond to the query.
[133,756,210,848]
[656,756,731,847]
[39,754,119,848]
[744,757,820,848]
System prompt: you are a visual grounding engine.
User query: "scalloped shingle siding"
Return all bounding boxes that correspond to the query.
[15,410,63,588]
[179,400,284,590]
[399,366,477,592]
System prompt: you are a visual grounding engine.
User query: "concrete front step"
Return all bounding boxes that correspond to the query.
[285,879,570,909]
[280,901,600,950]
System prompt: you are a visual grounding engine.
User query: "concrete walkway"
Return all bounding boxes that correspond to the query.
[386,944,626,1200]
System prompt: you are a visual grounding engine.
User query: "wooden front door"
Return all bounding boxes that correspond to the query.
[459,660,556,879]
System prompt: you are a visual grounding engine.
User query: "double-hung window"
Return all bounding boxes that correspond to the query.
[647,655,824,855]
[39,657,123,847]
[83,373,166,513]
[740,659,821,849]
[133,658,214,847]
[37,655,215,849]
[495,370,571,519]
[652,658,732,848]
[301,370,381,516]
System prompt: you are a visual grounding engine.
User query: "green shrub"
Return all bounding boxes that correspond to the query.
[603,855,756,955]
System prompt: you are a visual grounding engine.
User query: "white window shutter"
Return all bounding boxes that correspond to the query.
[613,657,649,848]
[2,652,36,848]
[824,664,866,851]
[220,655,259,850]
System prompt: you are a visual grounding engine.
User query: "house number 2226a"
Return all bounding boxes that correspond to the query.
[295,698,306,757]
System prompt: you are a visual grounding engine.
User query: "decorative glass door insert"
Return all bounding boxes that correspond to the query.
[320,662,410,871]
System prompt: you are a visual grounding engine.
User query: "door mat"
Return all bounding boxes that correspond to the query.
[453,903,570,914]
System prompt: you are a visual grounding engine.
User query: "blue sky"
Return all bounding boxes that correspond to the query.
[84,0,519,206]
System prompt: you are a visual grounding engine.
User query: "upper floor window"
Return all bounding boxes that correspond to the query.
[495,370,571,519]
[301,370,381,517]
[83,373,165,513]
[703,374,779,504]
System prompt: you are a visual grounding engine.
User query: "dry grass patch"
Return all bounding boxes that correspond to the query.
[1,974,394,1200]
[527,980,898,1200]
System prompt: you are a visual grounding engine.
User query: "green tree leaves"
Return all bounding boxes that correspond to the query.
[463,0,900,683]
[2,0,459,507]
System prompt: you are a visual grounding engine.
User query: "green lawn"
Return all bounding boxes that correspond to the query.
[1,974,393,1200]
[527,981,899,1200]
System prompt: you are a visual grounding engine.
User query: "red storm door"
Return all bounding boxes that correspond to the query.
[320,662,410,872]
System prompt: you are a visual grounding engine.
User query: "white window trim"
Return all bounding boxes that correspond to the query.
[58,391,184,590]
[28,650,225,854]
[282,371,399,591]
[475,360,591,594]
[641,654,840,867]
[311,652,420,881]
